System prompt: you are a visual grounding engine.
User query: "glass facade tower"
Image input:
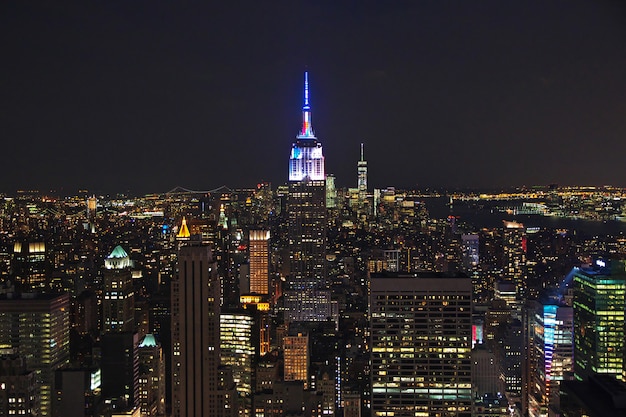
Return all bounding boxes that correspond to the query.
[573,260,626,381]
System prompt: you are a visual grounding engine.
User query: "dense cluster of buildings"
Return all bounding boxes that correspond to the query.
[0,73,625,417]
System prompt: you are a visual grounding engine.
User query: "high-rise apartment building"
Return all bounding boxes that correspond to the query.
[370,272,472,417]
[573,260,626,381]
[286,72,328,322]
[249,230,270,295]
[171,240,236,417]
[0,293,70,417]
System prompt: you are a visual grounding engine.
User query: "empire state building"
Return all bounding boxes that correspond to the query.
[285,72,336,323]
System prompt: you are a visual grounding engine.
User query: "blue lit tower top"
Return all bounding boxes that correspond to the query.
[300,71,314,138]
[289,71,325,181]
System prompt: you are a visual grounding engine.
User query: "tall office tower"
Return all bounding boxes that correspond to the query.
[249,230,270,295]
[500,319,523,399]
[101,332,139,408]
[370,272,472,417]
[526,298,574,417]
[0,293,70,417]
[502,221,527,297]
[283,333,310,389]
[148,294,172,410]
[357,143,367,204]
[171,240,237,417]
[221,311,255,417]
[573,260,626,381]
[138,334,166,417]
[286,71,328,322]
[103,245,135,332]
[0,355,37,417]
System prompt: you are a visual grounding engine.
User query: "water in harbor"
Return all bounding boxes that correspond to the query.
[423,196,626,236]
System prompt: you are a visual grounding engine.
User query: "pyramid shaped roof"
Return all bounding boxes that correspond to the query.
[177,217,191,239]
[139,334,158,348]
[107,245,129,259]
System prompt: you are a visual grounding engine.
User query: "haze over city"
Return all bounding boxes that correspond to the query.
[2,1,626,194]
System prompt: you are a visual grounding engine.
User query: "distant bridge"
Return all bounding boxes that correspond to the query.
[163,185,233,196]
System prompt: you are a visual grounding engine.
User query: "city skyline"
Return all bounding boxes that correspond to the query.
[2,1,626,194]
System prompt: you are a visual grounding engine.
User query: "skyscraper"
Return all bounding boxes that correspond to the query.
[502,220,527,298]
[572,260,626,381]
[100,245,139,410]
[100,332,139,408]
[357,143,367,205]
[526,298,574,417]
[171,240,236,417]
[0,293,70,417]
[286,72,329,322]
[221,311,255,417]
[103,245,135,333]
[283,333,309,389]
[137,334,166,417]
[249,230,270,295]
[370,272,472,417]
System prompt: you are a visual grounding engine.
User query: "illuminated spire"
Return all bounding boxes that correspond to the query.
[357,143,367,200]
[177,217,190,239]
[304,71,310,110]
[299,71,315,138]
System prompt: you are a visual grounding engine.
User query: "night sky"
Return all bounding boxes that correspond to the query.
[2,1,626,194]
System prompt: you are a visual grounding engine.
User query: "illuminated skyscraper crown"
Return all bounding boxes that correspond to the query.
[105,245,132,269]
[299,71,314,138]
[289,71,325,181]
